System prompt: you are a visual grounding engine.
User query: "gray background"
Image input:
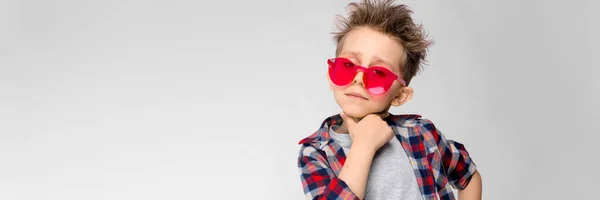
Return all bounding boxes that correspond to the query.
[1,0,598,199]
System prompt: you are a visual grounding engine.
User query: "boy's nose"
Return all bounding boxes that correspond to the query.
[352,71,365,86]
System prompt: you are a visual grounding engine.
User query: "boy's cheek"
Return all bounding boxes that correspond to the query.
[329,83,347,92]
[327,76,334,91]
[369,94,394,105]
[369,93,389,100]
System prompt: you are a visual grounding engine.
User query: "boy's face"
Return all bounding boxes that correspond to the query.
[329,27,413,118]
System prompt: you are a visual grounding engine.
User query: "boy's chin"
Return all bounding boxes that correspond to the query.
[340,108,371,119]
[340,105,390,119]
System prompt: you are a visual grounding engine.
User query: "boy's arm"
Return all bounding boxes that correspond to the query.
[458,170,482,200]
[421,120,480,195]
[298,143,375,200]
[336,141,377,199]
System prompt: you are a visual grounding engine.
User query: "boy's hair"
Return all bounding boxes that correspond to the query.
[332,0,433,86]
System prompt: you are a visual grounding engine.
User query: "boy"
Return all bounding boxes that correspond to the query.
[296,0,482,199]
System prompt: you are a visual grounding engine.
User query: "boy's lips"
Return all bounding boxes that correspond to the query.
[345,92,368,100]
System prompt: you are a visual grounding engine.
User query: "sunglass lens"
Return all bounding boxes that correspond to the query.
[329,58,356,86]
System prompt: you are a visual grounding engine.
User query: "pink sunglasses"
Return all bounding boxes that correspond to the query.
[328,57,406,95]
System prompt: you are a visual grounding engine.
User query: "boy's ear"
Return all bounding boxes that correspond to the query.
[391,86,413,107]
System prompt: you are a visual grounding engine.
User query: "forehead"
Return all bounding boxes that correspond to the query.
[339,27,405,70]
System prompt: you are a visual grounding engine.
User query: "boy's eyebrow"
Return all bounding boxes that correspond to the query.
[341,51,395,69]
[372,56,394,69]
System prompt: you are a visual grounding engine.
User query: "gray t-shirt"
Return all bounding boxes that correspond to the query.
[329,125,423,200]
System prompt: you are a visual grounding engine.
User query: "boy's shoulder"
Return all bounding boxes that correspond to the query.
[297,113,429,146]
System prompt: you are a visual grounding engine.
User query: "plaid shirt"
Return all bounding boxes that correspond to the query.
[297,114,477,200]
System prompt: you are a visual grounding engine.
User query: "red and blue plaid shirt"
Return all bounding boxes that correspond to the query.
[297,114,477,200]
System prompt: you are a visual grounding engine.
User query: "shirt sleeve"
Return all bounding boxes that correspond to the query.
[422,120,478,190]
[297,144,360,200]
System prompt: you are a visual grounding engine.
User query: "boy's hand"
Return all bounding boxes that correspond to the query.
[340,112,394,152]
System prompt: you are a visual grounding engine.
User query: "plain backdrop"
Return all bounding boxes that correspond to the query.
[1,0,599,199]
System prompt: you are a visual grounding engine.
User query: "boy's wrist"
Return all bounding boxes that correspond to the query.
[351,140,378,155]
